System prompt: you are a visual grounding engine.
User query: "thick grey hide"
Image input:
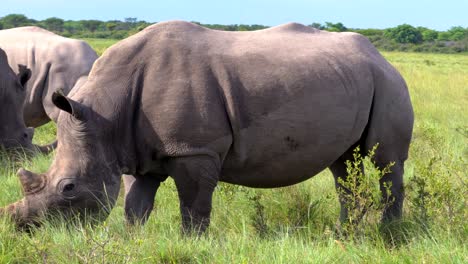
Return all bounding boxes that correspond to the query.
[0,48,34,151]
[4,21,414,232]
[0,26,98,127]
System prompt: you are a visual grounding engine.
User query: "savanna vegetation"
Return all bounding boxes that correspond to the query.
[1,13,468,53]
[0,39,467,263]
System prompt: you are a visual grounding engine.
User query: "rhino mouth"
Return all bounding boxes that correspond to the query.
[0,196,111,229]
[0,139,55,155]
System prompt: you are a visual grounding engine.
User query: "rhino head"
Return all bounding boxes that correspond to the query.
[0,61,35,152]
[1,91,122,227]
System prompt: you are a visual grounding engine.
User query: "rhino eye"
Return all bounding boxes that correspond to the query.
[63,183,75,192]
[58,179,79,199]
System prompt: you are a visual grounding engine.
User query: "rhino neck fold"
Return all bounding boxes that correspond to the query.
[79,64,145,176]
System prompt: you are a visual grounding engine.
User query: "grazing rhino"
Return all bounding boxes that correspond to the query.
[1,21,414,232]
[0,26,98,128]
[0,48,37,152]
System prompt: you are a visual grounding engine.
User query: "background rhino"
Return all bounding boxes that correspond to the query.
[0,26,98,128]
[1,21,413,232]
[0,48,35,152]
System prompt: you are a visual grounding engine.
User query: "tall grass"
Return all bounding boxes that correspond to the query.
[0,41,466,263]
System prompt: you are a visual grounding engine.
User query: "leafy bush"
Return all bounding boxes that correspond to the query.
[384,24,423,44]
[407,156,466,230]
[336,145,395,238]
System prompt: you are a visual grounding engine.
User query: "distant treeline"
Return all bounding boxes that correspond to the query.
[1,14,467,53]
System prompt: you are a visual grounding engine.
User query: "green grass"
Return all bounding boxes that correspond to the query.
[81,38,119,56]
[0,39,467,263]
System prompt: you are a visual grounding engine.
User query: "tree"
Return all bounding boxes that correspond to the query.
[418,27,439,42]
[355,28,384,37]
[437,31,451,41]
[309,22,324,30]
[63,20,83,34]
[80,20,102,32]
[324,22,347,32]
[106,22,117,31]
[124,17,138,30]
[124,17,137,24]
[384,24,423,44]
[136,21,151,29]
[0,14,30,28]
[42,17,64,32]
[237,24,267,31]
[446,26,468,41]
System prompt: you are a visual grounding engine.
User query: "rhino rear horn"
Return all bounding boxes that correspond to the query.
[17,168,46,195]
[52,90,85,120]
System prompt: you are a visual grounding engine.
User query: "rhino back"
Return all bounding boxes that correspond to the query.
[81,21,400,187]
[0,27,98,126]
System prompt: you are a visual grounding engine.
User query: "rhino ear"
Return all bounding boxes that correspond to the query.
[17,64,31,87]
[52,89,85,120]
[17,168,46,195]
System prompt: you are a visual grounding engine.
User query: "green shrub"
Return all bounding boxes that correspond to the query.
[336,145,395,238]
[407,155,466,230]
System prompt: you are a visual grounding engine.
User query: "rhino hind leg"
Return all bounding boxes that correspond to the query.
[167,156,220,235]
[362,103,412,222]
[377,160,405,221]
[123,174,167,225]
[329,140,406,226]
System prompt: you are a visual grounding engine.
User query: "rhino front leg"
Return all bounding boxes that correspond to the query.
[167,156,220,235]
[123,174,167,225]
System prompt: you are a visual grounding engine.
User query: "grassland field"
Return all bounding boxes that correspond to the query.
[0,38,466,263]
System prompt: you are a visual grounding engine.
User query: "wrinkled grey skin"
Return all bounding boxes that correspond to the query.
[0,48,36,152]
[1,21,414,232]
[0,26,98,127]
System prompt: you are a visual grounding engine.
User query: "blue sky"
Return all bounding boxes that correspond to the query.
[2,0,467,30]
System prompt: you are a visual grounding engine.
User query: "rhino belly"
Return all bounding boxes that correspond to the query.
[219,90,369,188]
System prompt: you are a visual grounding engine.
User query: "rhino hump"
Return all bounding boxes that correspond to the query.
[0,26,98,127]
[6,26,57,35]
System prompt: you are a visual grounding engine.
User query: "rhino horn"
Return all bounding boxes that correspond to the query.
[17,168,46,195]
[0,199,26,222]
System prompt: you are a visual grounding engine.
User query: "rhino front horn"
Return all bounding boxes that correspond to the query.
[17,168,46,195]
[0,199,26,223]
